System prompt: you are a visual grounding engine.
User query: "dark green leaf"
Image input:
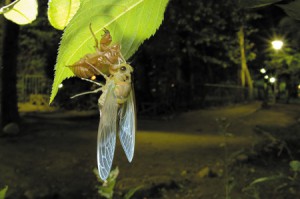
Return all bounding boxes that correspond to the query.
[124,185,143,199]
[239,0,282,8]
[277,1,300,20]
[290,160,300,172]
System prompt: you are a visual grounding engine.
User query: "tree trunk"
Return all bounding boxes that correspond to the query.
[237,26,253,99]
[1,20,20,130]
[0,16,3,131]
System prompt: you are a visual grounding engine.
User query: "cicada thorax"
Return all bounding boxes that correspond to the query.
[113,63,133,105]
[68,26,124,79]
[98,63,133,107]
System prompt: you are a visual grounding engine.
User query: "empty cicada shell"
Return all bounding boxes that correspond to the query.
[68,25,124,79]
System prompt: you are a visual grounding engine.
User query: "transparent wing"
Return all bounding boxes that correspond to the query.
[97,82,118,180]
[119,88,136,162]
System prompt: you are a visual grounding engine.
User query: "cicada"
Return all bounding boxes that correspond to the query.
[69,27,136,181]
[96,62,136,180]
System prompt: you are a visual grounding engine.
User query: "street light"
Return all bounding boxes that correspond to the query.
[260,68,266,74]
[269,77,276,84]
[264,75,269,79]
[271,40,283,50]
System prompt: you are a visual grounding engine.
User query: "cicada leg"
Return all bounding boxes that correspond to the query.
[70,78,104,99]
[118,51,126,64]
[89,23,99,50]
[80,78,103,87]
[70,87,103,99]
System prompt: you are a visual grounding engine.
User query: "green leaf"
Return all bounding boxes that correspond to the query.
[0,186,8,199]
[3,0,38,25]
[94,167,119,199]
[47,0,81,30]
[249,175,283,186]
[0,0,20,14]
[124,185,143,199]
[290,160,300,172]
[277,1,300,20]
[50,0,169,103]
[239,0,282,8]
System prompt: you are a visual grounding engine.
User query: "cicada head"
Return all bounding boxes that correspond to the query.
[111,63,133,83]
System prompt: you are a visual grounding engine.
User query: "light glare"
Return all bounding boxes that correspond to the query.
[272,40,283,50]
[269,77,276,83]
[260,68,266,74]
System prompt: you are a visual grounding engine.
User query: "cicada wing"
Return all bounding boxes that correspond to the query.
[119,88,136,162]
[97,82,118,180]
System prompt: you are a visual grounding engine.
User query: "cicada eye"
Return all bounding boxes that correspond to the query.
[120,66,127,72]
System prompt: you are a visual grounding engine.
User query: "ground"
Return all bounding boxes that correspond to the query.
[0,101,300,199]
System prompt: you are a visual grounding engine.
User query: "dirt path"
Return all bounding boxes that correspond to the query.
[0,102,299,199]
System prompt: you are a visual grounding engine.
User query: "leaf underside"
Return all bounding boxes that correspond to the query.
[50,0,169,103]
[3,0,38,25]
[47,0,81,30]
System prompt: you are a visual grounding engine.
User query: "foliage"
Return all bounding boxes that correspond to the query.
[127,0,262,111]
[243,160,300,199]
[17,2,61,77]
[239,0,300,22]
[94,167,119,199]
[93,167,142,199]
[50,0,169,103]
[47,0,80,30]
[265,47,300,75]
[264,18,300,78]
[1,0,38,25]
[277,0,300,20]
[0,186,8,199]
[239,0,282,8]
[124,185,143,199]
[216,117,234,199]
[0,0,169,103]
[290,160,300,178]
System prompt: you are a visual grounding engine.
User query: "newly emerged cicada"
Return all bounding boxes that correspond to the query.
[68,25,125,78]
[70,27,136,181]
[97,62,136,180]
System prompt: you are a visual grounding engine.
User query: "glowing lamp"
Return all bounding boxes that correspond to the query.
[271,40,283,50]
[260,68,266,74]
[269,77,276,83]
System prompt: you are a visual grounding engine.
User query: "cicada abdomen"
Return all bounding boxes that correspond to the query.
[68,25,124,79]
[68,53,109,78]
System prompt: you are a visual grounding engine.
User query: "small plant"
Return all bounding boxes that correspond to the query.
[243,160,300,199]
[289,160,300,178]
[94,167,119,199]
[0,186,8,199]
[93,167,142,199]
[216,117,234,199]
